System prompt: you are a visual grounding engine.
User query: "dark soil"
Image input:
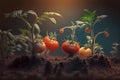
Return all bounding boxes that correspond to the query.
[0,54,120,80]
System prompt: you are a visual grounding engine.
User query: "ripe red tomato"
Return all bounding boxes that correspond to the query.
[43,36,59,51]
[34,42,46,53]
[78,47,92,58]
[104,31,109,37]
[85,28,91,33]
[59,28,64,34]
[62,41,80,55]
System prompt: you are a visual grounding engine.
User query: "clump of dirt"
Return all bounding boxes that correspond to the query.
[110,56,120,64]
[63,57,88,74]
[86,54,111,69]
[8,55,46,70]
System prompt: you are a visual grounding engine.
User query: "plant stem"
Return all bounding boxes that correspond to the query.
[31,26,35,57]
[90,23,95,54]
[71,26,76,43]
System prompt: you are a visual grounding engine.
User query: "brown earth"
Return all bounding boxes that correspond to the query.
[0,54,120,80]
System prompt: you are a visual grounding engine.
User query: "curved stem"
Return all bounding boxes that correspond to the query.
[95,31,105,39]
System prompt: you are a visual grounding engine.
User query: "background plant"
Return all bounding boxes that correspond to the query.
[0,29,15,60]
[6,10,62,57]
[110,43,119,57]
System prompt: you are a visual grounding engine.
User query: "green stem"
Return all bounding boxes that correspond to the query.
[71,27,76,43]
[90,23,95,54]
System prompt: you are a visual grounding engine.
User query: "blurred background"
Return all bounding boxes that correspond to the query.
[0,0,120,55]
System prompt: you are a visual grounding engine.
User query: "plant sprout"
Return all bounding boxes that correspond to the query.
[76,9,109,54]
[6,10,62,57]
[60,22,81,56]
[60,21,82,43]
[110,43,119,57]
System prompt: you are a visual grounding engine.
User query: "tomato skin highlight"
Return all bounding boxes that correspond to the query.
[85,28,91,33]
[79,47,92,58]
[43,36,59,51]
[62,41,80,55]
[34,42,46,53]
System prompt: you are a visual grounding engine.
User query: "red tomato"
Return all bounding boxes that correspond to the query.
[79,47,92,58]
[34,42,46,53]
[62,41,80,55]
[104,31,109,37]
[43,36,59,51]
[85,28,91,33]
[59,28,64,34]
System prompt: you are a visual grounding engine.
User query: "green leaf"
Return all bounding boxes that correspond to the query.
[44,12,62,17]
[19,29,31,36]
[81,9,96,22]
[49,18,56,24]
[86,36,91,40]
[76,21,84,25]
[26,10,38,18]
[34,23,40,33]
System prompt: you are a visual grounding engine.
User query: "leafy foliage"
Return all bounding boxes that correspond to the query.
[6,10,62,56]
[0,29,15,58]
[80,9,96,22]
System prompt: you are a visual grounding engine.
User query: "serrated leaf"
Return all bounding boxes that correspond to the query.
[49,18,56,24]
[81,9,96,22]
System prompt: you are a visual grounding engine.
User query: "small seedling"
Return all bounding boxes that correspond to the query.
[76,9,109,55]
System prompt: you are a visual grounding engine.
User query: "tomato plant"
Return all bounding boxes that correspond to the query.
[6,10,62,57]
[76,9,109,54]
[60,22,81,56]
[44,32,59,51]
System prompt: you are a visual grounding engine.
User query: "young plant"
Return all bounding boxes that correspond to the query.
[0,29,15,60]
[60,22,80,57]
[110,43,119,57]
[76,9,109,55]
[6,10,62,57]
